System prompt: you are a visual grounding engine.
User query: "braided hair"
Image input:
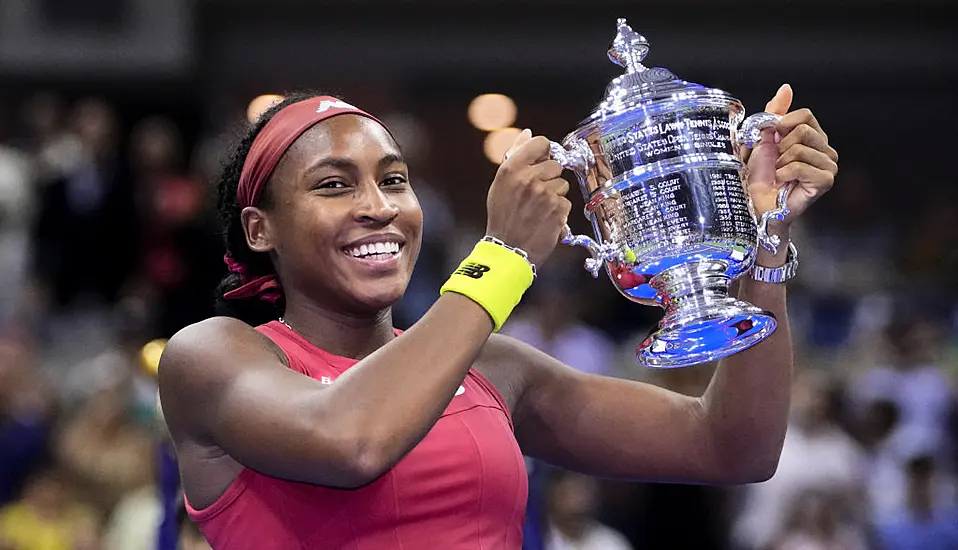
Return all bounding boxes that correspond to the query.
[213,91,320,325]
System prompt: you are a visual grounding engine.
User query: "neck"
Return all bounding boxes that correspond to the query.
[281,298,396,360]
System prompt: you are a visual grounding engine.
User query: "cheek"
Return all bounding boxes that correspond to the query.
[398,196,424,247]
[401,193,424,225]
[278,208,341,262]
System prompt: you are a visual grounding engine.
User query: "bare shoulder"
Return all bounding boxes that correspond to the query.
[159,317,285,392]
[158,317,287,439]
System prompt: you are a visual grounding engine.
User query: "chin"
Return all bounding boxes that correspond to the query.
[349,279,409,312]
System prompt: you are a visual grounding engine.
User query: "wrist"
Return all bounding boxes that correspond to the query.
[756,224,791,266]
[440,239,535,331]
[752,239,798,284]
[480,235,537,279]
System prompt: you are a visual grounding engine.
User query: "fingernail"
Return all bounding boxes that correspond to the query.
[774,132,782,144]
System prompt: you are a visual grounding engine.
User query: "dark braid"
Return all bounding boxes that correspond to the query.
[213,91,321,325]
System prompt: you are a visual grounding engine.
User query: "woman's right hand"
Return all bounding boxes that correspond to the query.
[485,129,572,267]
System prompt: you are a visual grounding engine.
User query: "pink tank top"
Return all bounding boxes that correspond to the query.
[186,321,528,549]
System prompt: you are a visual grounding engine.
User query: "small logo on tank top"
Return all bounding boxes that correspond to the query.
[455,385,465,396]
[321,376,333,385]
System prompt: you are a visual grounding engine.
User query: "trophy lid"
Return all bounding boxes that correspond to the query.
[590,19,723,122]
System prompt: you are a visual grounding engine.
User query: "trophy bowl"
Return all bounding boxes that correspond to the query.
[551,18,792,368]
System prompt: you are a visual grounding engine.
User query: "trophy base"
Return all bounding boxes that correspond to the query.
[635,260,777,368]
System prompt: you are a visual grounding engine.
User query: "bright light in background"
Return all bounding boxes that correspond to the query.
[468,94,517,131]
[483,127,522,165]
[247,94,285,123]
[139,338,169,379]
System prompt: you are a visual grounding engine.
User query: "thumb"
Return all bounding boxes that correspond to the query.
[765,83,793,116]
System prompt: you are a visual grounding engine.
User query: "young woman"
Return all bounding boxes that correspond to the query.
[158,85,839,549]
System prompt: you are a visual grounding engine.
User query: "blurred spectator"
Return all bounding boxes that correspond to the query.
[0,467,101,550]
[732,370,867,550]
[54,385,155,518]
[789,163,896,350]
[857,399,912,523]
[16,92,84,187]
[897,193,958,302]
[0,336,55,507]
[58,303,157,422]
[544,470,632,550]
[101,485,162,550]
[849,316,955,468]
[770,490,868,550]
[0,114,36,327]
[128,115,220,337]
[32,97,139,311]
[873,455,958,550]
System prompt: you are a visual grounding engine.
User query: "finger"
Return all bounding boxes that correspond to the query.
[776,108,825,140]
[508,135,552,166]
[541,177,570,197]
[737,143,752,165]
[765,84,793,116]
[778,124,832,159]
[533,160,564,182]
[776,162,835,192]
[552,196,573,220]
[503,128,533,161]
[776,143,839,175]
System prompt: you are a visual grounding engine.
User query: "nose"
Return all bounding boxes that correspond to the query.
[353,183,400,225]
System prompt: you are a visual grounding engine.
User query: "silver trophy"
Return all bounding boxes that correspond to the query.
[551,18,791,368]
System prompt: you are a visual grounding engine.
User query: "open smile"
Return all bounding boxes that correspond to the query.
[342,240,405,268]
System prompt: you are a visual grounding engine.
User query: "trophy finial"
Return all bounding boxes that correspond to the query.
[608,18,650,73]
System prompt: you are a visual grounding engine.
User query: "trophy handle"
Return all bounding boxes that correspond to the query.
[549,139,594,178]
[734,112,792,255]
[735,111,781,148]
[558,225,623,278]
[548,139,621,277]
[756,184,793,255]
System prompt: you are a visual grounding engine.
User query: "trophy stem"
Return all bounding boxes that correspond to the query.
[636,260,778,368]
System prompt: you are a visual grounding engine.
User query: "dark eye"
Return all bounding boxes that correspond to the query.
[381,175,408,188]
[312,180,349,192]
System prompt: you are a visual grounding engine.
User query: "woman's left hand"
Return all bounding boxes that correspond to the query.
[742,84,839,225]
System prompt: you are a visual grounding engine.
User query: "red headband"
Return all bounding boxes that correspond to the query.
[224,95,387,302]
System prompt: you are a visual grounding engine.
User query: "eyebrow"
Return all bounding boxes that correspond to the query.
[303,153,406,177]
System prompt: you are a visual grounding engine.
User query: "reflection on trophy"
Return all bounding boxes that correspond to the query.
[551,18,792,368]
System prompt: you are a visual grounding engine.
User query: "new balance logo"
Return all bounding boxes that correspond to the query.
[316,99,356,113]
[455,263,490,279]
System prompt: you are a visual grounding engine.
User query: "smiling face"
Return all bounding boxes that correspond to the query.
[242,114,423,315]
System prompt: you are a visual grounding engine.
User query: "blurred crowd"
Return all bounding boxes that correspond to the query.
[0,89,956,550]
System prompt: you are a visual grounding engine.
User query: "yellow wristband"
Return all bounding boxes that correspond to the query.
[440,240,535,331]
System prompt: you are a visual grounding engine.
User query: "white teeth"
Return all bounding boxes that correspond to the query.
[346,241,401,258]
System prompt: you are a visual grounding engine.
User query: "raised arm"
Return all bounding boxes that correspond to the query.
[159,296,494,489]
[158,133,572,489]
[509,87,838,484]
